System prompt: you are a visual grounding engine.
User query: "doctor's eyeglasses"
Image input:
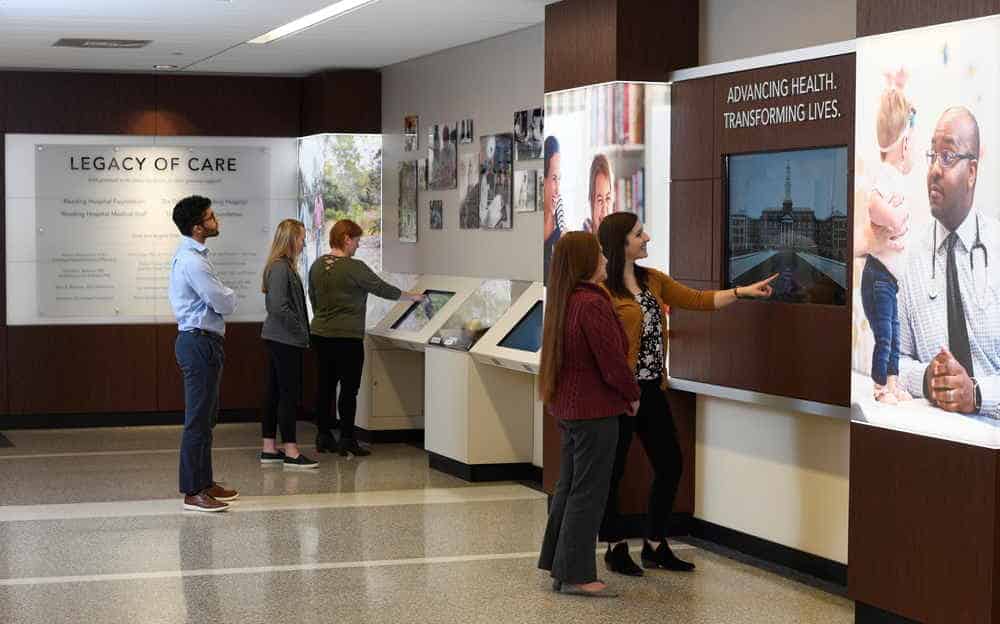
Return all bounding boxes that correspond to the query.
[926,150,977,168]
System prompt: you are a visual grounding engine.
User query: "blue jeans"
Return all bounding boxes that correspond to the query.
[861,257,900,386]
[175,331,224,495]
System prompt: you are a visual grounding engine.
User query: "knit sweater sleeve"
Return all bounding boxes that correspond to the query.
[652,269,718,311]
[579,298,641,402]
[350,259,403,300]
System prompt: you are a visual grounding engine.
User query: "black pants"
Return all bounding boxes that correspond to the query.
[538,416,619,584]
[599,379,682,542]
[262,340,303,444]
[312,335,364,440]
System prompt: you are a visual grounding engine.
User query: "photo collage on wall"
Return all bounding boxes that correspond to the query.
[852,16,1000,447]
[394,109,544,237]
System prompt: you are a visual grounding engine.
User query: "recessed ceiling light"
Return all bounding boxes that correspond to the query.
[153,64,178,71]
[247,0,380,45]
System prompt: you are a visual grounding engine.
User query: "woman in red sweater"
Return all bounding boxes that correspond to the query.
[537,232,641,597]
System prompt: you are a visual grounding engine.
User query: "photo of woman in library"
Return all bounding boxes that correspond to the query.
[596,212,776,575]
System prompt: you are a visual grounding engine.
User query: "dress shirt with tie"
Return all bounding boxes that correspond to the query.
[898,209,1000,418]
[168,236,237,336]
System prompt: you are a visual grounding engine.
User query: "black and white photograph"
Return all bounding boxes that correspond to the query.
[398,160,418,243]
[479,134,513,229]
[459,118,474,144]
[404,114,419,152]
[535,168,544,211]
[458,152,480,229]
[429,200,443,230]
[514,169,537,213]
[427,123,458,190]
[514,107,543,161]
[418,158,428,191]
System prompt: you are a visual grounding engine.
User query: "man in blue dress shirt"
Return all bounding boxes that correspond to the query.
[168,196,239,512]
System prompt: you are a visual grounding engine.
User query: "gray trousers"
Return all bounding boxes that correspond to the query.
[538,415,619,584]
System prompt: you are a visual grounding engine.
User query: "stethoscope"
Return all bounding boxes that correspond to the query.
[929,213,990,301]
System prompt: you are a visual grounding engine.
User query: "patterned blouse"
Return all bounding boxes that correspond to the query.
[635,288,665,381]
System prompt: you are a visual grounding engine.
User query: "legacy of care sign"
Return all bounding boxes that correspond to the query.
[34,144,271,319]
[723,72,843,129]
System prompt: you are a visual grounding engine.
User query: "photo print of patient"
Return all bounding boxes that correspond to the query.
[852,16,1000,447]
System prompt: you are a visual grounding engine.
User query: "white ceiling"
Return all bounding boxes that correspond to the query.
[0,0,549,75]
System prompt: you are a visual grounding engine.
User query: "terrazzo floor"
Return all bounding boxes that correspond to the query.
[0,422,855,623]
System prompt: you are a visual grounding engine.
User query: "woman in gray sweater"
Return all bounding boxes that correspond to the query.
[260,219,317,469]
[310,219,423,456]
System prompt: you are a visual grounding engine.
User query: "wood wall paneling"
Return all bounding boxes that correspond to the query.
[670,77,716,180]
[849,422,999,621]
[668,54,854,406]
[219,322,267,410]
[716,55,855,157]
[0,327,7,417]
[857,0,1000,37]
[544,0,618,93]
[5,72,157,135]
[6,325,158,414]
[669,180,714,281]
[615,0,699,81]
[667,280,714,383]
[155,75,301,137]
[302,70,381,135]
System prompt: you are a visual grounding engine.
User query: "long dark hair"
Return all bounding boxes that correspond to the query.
[539,232,601,403]
[597,212,647,298]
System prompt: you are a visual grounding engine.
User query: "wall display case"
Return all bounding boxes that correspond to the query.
[429,279,532,352]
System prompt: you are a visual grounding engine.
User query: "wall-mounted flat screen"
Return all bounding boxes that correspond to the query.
[497,300,543,352]
[725,147,848,306]
[390,290,455,332]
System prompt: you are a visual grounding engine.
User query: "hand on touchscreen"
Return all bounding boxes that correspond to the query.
[745,273,779,298]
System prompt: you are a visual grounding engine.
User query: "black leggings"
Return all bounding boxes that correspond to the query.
[312,335,365,440]
[262,340,304,444]
[599,379,683,542]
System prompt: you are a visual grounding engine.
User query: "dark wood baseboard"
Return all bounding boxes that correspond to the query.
[0,409,259,429]
[855,602,921,623]
[428,451,540,483]
[691,518,847,588]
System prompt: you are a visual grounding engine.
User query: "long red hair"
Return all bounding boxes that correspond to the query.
[539,232,601,403]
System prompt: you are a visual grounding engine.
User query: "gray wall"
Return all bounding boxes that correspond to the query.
[381,25,545,282]
[700,0,856,65]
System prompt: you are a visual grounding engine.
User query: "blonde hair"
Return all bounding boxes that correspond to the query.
[262,219,305,293]
[876,88,913,157]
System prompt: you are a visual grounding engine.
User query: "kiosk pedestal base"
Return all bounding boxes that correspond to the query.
[850,422,1000,623]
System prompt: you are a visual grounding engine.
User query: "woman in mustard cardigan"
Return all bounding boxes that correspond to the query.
[595,212,776,575]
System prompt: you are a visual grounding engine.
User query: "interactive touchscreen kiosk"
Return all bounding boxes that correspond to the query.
[425,281,544,480]
[391,290,456,332]
[471,282,545,374]
[497,300,542,353]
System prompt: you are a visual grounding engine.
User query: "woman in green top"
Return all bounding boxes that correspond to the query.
[309,219,424,456]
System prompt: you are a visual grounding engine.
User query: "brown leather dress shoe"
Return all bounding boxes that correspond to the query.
[183,493,229,513]
[204,483,239,502]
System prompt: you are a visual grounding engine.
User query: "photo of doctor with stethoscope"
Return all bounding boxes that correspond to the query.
[853,19,1000,445]
[895,107,1000,419]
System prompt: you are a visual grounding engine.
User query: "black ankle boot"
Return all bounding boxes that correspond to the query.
[339,438,371,457]
[641,540,695,572]
[315,431,337,453]
[604,542,643,576]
